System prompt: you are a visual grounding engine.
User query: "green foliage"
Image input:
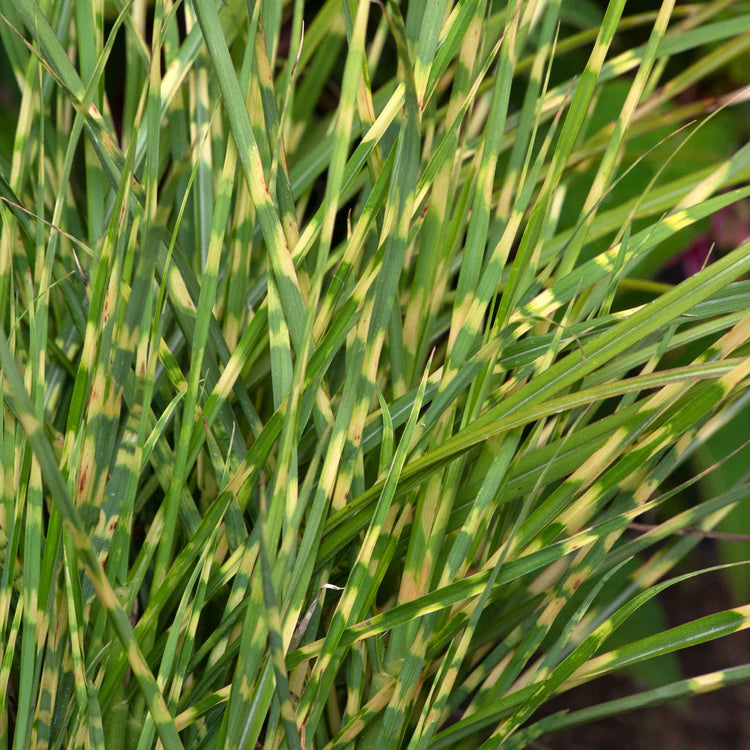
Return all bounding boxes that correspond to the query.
[1,1,749,748]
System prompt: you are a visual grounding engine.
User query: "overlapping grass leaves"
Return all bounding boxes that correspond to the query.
[1,0,749,748]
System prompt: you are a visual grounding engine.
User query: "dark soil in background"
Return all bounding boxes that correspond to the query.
[538,542,750,749]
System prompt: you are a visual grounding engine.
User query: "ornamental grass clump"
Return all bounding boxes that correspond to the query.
[1,0,750,748]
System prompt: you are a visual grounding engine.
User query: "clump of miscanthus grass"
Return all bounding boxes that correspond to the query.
[1,0,750,747]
